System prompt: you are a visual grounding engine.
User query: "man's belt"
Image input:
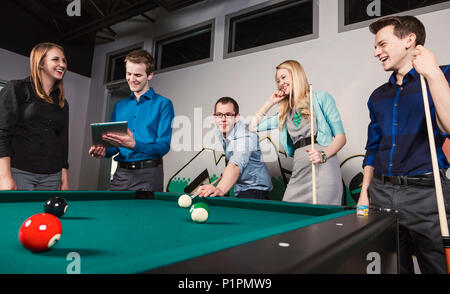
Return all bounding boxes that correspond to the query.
[118,159,162,170]
[374,169,447,187]
[293,136,317,151]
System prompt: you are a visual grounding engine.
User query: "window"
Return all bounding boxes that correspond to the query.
[104,43,143,84]
[339,0,450,32]
[154,20,214,73]
[224,0,318,59]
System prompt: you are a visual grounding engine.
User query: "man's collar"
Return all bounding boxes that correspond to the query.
[389,67,418,86]
[129,88,155,101]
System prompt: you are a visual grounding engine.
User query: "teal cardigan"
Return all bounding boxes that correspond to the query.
[257,91,345,157]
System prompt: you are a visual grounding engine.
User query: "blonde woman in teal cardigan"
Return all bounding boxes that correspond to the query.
[248,60,346,204]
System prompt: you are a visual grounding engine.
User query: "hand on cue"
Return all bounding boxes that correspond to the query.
[306,149,324,164]
[192,177,222,198]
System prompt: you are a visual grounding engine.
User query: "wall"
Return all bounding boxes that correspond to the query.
[79,0,450,192]
[0,48,91,189]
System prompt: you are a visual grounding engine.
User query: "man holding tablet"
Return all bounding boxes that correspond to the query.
[89,49,174,191]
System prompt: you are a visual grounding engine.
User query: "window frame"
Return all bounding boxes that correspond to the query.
[223,0,319,60]
[103,42,144,86]
[338,0,450,33]
[153,19,215,74]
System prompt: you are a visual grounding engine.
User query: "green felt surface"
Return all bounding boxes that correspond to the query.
[0,192,352,274]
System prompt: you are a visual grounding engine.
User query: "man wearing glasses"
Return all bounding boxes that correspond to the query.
[194,97,273,199]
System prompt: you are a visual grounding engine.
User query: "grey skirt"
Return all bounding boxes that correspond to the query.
[282,144,342,205]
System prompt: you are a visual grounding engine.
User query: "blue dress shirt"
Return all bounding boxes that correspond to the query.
[363,65,450,176]
[216,120,273,195]
[106,88,175,163]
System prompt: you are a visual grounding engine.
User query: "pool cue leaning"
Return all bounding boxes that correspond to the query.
[420,74,450,273]
[310,84,317,205]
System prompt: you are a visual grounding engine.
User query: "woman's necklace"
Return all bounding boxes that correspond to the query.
[292,109,302,127]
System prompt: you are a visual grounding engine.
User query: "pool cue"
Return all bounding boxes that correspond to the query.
[420,74,450,273]
[310,84,317,205]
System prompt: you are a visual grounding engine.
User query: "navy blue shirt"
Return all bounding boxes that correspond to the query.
[105,88,174,163]
[363,65,450,176]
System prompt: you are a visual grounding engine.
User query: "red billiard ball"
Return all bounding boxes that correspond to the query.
[18,213,63,252]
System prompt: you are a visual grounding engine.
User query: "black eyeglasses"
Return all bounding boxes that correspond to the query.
[214,112,236,119]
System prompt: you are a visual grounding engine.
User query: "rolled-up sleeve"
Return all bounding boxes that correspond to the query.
[0,82,18,157]
[228,132,258,175]
[321,91,345,136]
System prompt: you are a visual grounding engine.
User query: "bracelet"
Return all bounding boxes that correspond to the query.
[356,205,369,216]
[320,150,327,163]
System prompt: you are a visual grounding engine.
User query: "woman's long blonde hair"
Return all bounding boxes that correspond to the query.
[276,60,310,130]
[30,42,66,108]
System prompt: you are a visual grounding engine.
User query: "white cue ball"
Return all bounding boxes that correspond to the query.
[190,208,209,223]
[178,194,192,208]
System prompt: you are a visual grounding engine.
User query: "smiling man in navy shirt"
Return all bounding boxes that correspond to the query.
[357,16,450,274]
[89,49,174,192]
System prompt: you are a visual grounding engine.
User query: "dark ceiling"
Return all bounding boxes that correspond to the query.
[0,0,205,77]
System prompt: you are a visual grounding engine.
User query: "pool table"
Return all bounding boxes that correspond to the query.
[0,190,398,274]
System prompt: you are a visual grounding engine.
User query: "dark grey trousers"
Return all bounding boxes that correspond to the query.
[109,163,164,192]
[369,175,450,274]
[11,167,61,190]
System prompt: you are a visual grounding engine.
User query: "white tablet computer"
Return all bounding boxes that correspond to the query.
[91,121,128,148]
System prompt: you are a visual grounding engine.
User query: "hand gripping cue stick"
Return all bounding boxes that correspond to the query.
[310,84,317,205]
[420,74,450,274]
[191,176,222,199]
